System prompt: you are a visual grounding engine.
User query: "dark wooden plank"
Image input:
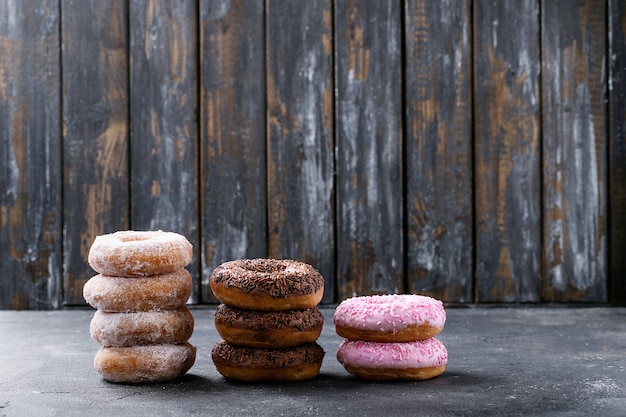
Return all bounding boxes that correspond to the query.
[404,0,473,303]
[334,0,402,299]
[62,0,129,305]
[542,0,607,302]
[474,0,542,302]
[266,0,335,302]
[609,0,626,306]
[200,0,266,303]
[0,0,61,309]
[130,0,199,302]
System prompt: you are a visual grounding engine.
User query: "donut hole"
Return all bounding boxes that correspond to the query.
[240,259,285,273]
[117,234,150,243]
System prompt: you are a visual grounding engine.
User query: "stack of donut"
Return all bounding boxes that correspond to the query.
[209,258,325,382]
[334,294,447,380]
[83,230,197,384]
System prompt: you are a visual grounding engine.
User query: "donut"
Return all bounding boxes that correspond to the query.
[88,230,192,277]
[90,306,195,347]
[94,342,197,384]
[83,268,192,312]
[211,340,325,382]
[334,294,446,342]
[336,338,447,380]
[214,304,324,348]
[209,259,324,311]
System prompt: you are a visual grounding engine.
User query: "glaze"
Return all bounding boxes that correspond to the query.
[336,338,447,370]
[334,294,446,334]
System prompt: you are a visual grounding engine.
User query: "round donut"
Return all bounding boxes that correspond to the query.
[214,304,324,348]
[334,294,446,342]
[209,259,324,311]
[90,306,195,347]
[336,338,447,380]
[211,340,325,382]
[88,230,193,277]
[94,342,197,384]
[83,268,192,312]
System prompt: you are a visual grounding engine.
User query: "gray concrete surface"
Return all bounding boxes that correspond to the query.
[0,306,625,417]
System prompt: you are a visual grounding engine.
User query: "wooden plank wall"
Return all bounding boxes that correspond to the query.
[1,0,624,309]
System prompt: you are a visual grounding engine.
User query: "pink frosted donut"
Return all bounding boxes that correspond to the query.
[90,306,195,347]
[94,342,197,384]
[337,338,448,380]
[334,294,446,342]
[88,230,193,277]
[83,268,192,312]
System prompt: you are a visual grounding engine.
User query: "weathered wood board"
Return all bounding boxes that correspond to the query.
[0,0,62,309]
[474,0,542,302]
[130,0,200,302]
[200,0,267,303]
[541,0,607,302]
[335,0,403,299]
[609,0,626,306]
[266,0,335,302]
[0,0,622,308]
[405,0,474,302]
[62,0,129,305]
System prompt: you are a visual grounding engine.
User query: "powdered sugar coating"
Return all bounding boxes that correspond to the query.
[334,294,446,333]
[337,338,447,370]
[82,268,192,312]
[94,342,196,383]
[90,307,194,347]
[88,230,192,277]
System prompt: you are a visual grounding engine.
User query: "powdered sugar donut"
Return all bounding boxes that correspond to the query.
[94,342,196,383]
[90,306,195,347]
[334,294,446,342]
[336,338,447,380]
[209,259,324,311]
[88,230,192,277]
[83,268,192,312]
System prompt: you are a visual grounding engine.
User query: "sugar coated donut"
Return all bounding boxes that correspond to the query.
[83,268,192,312]
[209,259,324,311]
[334,294,446,342]
[214,304,324,348]
[94,342,197,384]
[336,338,447,380]
[88,230,192,277]
[90,306,195,347]
[211,340,325,382]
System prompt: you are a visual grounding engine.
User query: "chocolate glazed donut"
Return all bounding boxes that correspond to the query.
[209,259,324,311]
[211,340,325,382]
[214,304,324,348]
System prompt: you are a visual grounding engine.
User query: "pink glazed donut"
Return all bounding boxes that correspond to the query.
[336,338,448,380]
[334,294,446,342]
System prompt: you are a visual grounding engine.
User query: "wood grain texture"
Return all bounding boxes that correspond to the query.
[1,1,625,308]
[473,0,542,302]
[405,0,473,302]
[334,0,403,299]
[62,0,129,305]
[0,0,61,309]
[266,0,335,302]
[200,0,266,303]
[542,0,607,302]
[130,0,199,302]
[609,0,626,306]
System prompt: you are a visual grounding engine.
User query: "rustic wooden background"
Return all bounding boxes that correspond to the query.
[1,0,624,309]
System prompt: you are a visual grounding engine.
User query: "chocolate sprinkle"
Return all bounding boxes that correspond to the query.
[211,340,325,368]
[214,304,324,332]
[209,259,324,298]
